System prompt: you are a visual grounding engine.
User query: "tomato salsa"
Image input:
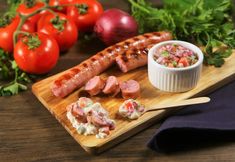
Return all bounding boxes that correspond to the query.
[153,43,198,68]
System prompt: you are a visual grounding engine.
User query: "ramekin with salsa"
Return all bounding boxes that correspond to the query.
[148,40,204,92]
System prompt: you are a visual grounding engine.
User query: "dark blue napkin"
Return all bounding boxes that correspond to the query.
[147,81,235,152]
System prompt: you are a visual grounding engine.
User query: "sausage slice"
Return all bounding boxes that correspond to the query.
[84,76,105,96]
[120,80,140,99]
[102,76,120,96]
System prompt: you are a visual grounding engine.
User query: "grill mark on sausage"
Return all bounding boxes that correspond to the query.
[54,79,62,87]
[82,63,88,68]
[91,58,96,62]
[99,52,104,57]
[121,52,128,62]
[130,52,139,59]
[63,73,72,80]
[123,41,131,48]
[143,34,151,38]
[70,68,80,74]
[132,48,138,53]
[153,32,161,37]
[133,37,140,41]
[106,48,112,53]
[113,44,122,50]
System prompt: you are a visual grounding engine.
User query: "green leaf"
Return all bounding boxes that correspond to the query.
[219,48,233,58]
[11,60,18,69]
[0,81,27,96]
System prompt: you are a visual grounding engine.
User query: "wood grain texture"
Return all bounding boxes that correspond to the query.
[1,0,235,161]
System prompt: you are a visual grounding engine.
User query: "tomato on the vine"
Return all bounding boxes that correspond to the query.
[0,16,35,53]
[67,0,103,32]
[49,0,75,13]
[17,1,46,25]
[20,18,36,33]
[37,13,78,52]
[14,32,59,74]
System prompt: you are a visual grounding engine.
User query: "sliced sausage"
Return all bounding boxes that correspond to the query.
[120,80,140,99]
[102,76,120,96]
[84,76,105,96]
[87,111,108,127]
[67,103,87,123]
[51,31,172,98]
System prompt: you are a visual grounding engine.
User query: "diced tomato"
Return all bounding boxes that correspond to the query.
[179,57,189,67]
[125,101,134,112]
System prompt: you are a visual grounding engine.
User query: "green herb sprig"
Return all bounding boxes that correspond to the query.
[0,49,33,96]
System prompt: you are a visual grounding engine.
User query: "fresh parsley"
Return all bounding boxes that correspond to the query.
[0,49,33,96]
[128,0,235,67]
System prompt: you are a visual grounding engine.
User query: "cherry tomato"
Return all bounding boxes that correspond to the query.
[17,1,46,25]
[0,16,35,53]
[14,33,59,74]
[67,0,103,32]
[37,13,78,52]
[49,0,75,13]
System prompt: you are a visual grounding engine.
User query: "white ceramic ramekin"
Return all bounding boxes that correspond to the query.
[148,40,204,92]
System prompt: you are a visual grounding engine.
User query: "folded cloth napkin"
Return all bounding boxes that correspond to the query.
[147,81,235,152]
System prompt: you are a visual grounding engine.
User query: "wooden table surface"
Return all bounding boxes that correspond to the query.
[1,0,235,161]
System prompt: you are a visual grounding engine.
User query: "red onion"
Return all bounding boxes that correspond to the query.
[94,9,138,46]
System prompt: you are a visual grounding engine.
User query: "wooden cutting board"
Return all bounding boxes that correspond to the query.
[32,51,235,154]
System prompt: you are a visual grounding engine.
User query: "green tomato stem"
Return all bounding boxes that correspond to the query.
[13,2,87,46]
[13,15,26,46]
[76,4,89,15]
[13,6,44,46]
[13,3,54,46]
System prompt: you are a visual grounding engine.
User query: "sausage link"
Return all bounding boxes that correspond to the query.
[51,31,173,97]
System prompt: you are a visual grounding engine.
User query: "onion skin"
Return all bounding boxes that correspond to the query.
[94,9,138,46]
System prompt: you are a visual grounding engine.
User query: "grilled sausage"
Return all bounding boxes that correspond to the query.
[102,76,120,96]
[51,31,172,97]
[120,80,140,99]
[84,76,105,96]
[115,45,152,73]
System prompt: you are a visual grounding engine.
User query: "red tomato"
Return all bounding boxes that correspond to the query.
[14,33,59,74]
[17,2,46,25]
[179,57,189,67]
[49,0,75,13]
[0,17,18,53]
[37,13,78,52]
[0,17,35,53]
[21,20,36,33]
[16,16,36,39]
[67,0,103,32]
